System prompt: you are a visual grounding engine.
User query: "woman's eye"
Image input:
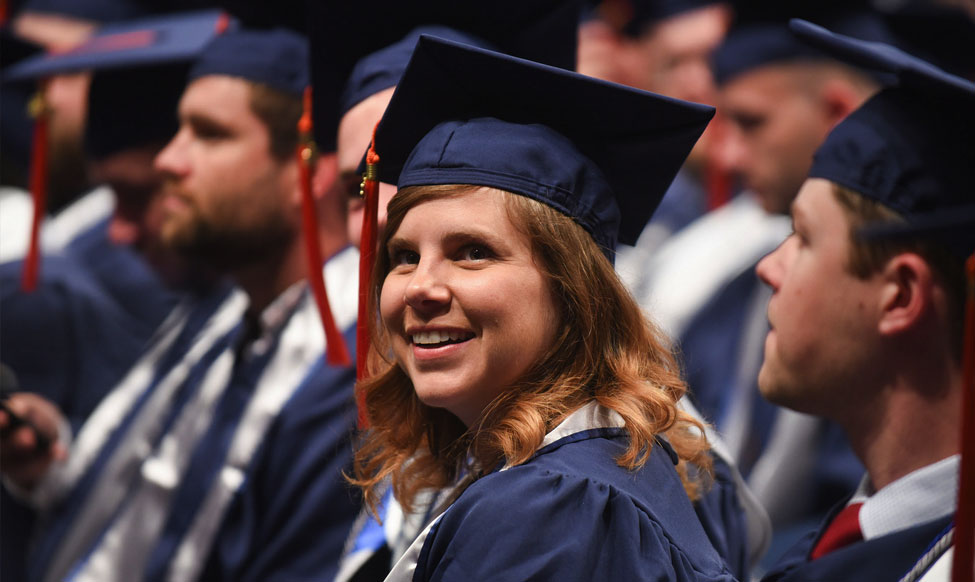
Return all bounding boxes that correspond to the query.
[460,245,491,261]
[391,249,419,266]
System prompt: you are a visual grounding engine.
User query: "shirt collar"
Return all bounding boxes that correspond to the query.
[853,454,959,540]
[245,280,308,357]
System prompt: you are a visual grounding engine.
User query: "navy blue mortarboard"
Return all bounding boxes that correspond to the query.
[621,0,725,38]
[370,35,715,257]
[308,0,582,151]
[792,19,975,257]
[3,10,231,159]
[22,0,151,23]
[188,27,308,97]
[712,9,894,86]
[339,26,494,118]
[4,9,231,81]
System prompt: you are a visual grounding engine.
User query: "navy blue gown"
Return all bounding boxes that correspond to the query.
[761,501,953,582]
[403,409,737,582]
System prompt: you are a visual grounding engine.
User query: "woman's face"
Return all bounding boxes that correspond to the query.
[380,188,560,426]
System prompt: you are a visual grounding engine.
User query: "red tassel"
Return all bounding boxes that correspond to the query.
[297,87,351,367]
[705,112,732,211]
[355,122,382,428]
[22,85,49,292]
[215,11,231,34]
[952,254,975,582]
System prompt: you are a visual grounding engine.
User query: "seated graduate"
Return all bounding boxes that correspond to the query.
[349,35,737,581]
[755,20,975,582]
[335,25,768,582]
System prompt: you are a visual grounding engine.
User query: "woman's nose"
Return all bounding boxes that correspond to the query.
[403,260,451,312]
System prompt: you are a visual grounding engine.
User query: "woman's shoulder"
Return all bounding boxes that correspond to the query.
[450,429,710,546]
[416,434,734,581]
[476,427,685,502]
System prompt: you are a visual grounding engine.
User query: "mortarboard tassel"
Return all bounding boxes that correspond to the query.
[297,86,351,367]
[355,123,381,428]
[214,11,231,34]
[22,83,49,292]
[952,254,975,582]
[705,112,732,211]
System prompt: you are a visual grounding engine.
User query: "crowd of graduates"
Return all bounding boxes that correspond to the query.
[0,0,972,581]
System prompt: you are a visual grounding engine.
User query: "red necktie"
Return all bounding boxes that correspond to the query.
[811,502,864,559]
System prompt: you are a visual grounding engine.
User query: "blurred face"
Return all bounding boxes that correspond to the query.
[338,87,398,249]
[88,145,185,283]
[155,75,297,271]
[756,179,884,415]
[715,66,834,214]
[634,4,729,165]
[380,188,559,426]
[634,4,730,104]
[14,13,98,210]
[44,72,92,210]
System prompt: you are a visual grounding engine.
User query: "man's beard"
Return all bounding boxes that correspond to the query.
[162,189,296,273]
[46,132,90,214]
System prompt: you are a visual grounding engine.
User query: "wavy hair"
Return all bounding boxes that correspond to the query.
[351,184,712,515]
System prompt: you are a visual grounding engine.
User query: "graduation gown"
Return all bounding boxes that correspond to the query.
[761,503,954,582]
[0,218,178,431]
[21,247,360,582]
[391,403,737,582]
[193,325,360,582]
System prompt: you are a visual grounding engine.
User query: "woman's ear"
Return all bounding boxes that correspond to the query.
[877,253,935,337]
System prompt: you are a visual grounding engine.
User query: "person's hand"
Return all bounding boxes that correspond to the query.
[0,393,67,490]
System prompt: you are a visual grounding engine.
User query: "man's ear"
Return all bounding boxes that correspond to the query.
[877,253,935,336]
[311,152,339,202]
[289,151,339,207]
[820,78,863,129]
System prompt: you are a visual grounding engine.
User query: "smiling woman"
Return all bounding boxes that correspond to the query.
[349,36,734,581]
[379,186,559,428]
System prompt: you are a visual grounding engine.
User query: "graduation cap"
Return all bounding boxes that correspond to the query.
[619,0,726,38]
[368,35,715,257]
[307,0,582,151]
[339,25,494,119]
[4,9,230,81]
[186,26,308,96]
[792,19,975,257]
[19,0,157,23]
[712,9,894,86]
[4,9,230,293]
[792,21,975,581]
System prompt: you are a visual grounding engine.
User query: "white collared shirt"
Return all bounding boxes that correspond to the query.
[850,455,959,540]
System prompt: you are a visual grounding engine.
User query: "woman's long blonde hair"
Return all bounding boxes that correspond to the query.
[351,184,711,514]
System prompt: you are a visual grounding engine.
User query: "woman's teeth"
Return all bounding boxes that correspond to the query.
[412,330,473,346]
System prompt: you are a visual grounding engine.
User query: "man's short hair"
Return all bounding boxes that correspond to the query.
[831,183,967,358]
[248,82,303,161]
